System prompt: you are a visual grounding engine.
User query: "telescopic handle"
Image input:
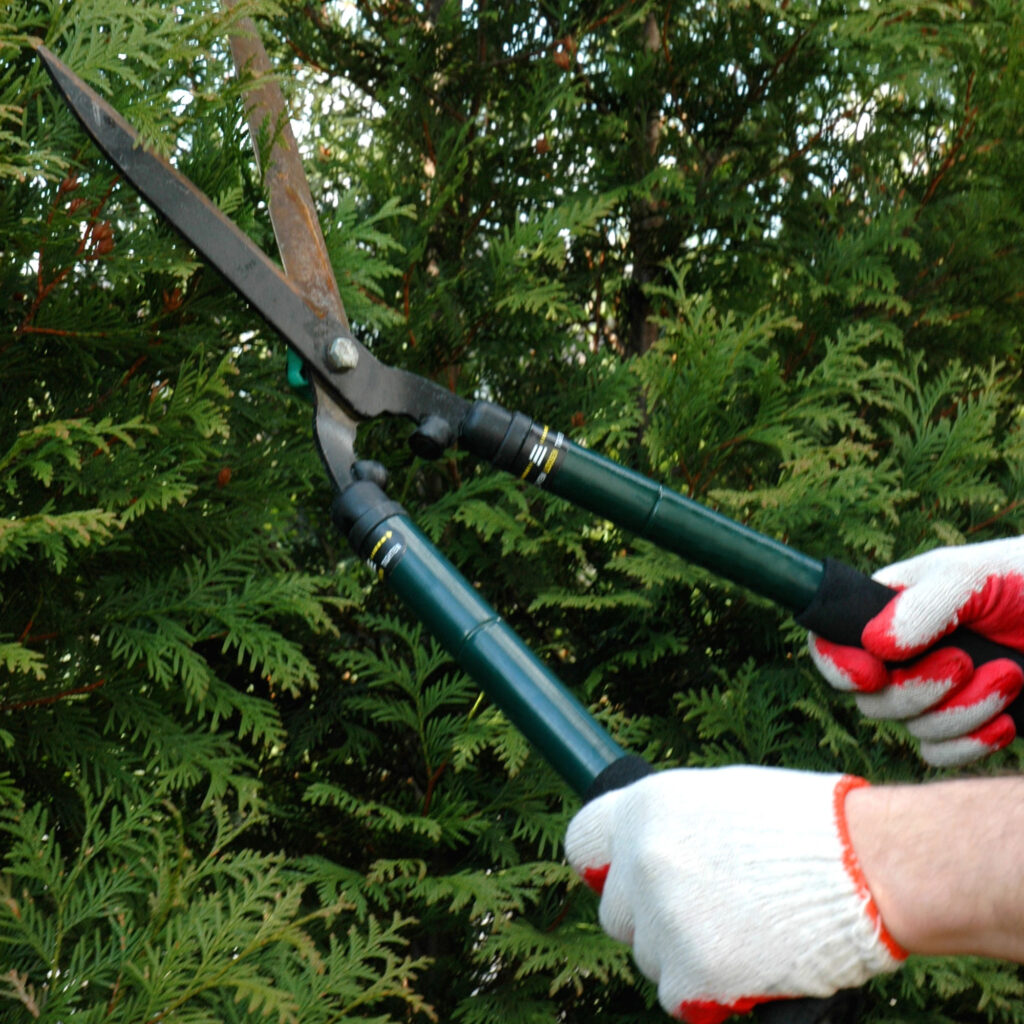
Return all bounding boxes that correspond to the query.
[332,480,628,796]
[460,401,823,610]
[462,400,1024,723]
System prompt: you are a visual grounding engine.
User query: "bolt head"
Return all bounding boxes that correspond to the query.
[325,335,359,371]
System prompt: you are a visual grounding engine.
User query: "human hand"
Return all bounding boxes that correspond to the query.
[809,538,1024,767]
[564,766,905,1023]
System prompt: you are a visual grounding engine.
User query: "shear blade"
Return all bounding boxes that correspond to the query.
[35,42,469,437]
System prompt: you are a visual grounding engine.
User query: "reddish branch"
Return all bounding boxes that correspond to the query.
[78,354,150,416]
[421,760,449,815]
[917,72,977,215]
[17,173,119,339]
[968,501,1024,536]
[1,679,106,713]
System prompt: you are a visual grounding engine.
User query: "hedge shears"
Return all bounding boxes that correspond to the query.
[35,37,1022,1024]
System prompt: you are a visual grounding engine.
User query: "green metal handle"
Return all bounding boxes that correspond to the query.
[461,401,824,611]
[551,442,824,609]
[460,400,1024,721]
[333,480,628,795]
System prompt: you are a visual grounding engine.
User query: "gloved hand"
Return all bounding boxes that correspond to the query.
[809,538,1024,767]
[565,766,905,1024]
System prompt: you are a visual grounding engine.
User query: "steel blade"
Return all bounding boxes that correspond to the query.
[35,42,469,433]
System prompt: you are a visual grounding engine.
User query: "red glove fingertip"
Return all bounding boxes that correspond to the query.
[919,714,1017,767]
[678,996,777,1024]
[934,659,1024,712]
[860,589,922,660]
[812,635,889,693]
[976,713,1017,751]
[889,645,974,693]
[582,863,610,895]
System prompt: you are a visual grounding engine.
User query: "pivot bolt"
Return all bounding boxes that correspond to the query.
[325,335,359,371]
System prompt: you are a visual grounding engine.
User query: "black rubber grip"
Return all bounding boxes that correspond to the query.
[797,558,1024,731]
[583,755,653,803]
[756,990,864,1024]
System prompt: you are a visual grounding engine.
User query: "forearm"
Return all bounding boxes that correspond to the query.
[847,776,1024,961]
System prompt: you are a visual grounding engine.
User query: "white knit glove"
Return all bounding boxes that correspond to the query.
[810,538,1024,767]
[565,767,905,1023]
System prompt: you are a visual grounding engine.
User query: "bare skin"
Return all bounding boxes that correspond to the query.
[846,777,1024,962]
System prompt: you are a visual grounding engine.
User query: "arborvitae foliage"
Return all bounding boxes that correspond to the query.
[3,2,1024,1023]
[2,3,429,1021]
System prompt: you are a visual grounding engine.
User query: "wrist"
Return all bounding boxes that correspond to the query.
[845,777,1024,961]
[843,784,921,953]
